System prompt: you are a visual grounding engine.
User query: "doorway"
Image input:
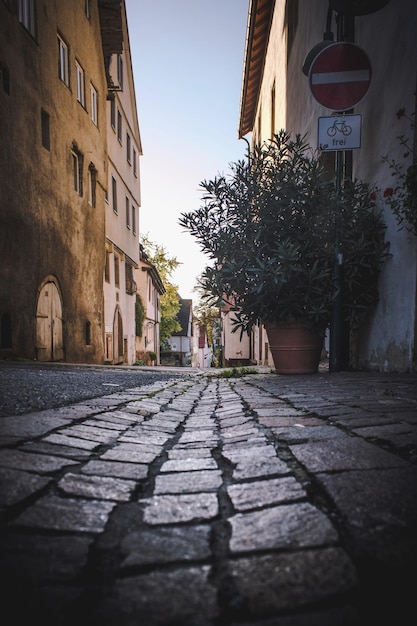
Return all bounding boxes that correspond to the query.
[113,307,124,364]
[36,278,64,361]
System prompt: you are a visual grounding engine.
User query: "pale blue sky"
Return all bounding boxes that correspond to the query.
[125,0,249,300]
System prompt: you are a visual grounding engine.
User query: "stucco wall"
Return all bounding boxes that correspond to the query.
[255,0,416,371]
[0,0,108,362]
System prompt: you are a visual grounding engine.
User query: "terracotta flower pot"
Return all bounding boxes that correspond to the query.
[265,321,324,374]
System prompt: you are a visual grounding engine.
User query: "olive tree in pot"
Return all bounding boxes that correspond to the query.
[179,131,389,373]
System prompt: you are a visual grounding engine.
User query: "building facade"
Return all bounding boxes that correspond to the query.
[163,298,194,367]
[239,0,417,371]
[103,0,142,365]
[0,0,142,365]
[135,245,164,365]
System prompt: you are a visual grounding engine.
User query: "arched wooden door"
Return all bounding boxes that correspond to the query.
[113,307,124,364]
[36,280,64,361]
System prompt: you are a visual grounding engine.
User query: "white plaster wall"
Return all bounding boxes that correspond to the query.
[104,2,141,365]
[353,0,417,370]
[222,312,251,362]
[255,0,416,371]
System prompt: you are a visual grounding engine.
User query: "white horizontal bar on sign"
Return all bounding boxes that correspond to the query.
[311,69,370,85]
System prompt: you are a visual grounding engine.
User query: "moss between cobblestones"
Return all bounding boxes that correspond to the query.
[207,367,264,379]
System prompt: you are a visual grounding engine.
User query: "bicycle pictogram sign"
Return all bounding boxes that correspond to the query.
[318,114,362,152]
[327,119,352,137]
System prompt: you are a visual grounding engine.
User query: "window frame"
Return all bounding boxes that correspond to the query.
[41,108,50,150]
[75,59,85,107]
[105,248,111,282]
[90,82,98,125]
[114,254,120,288]
[72,150,83,196]
[88,164,97,207]
[19,0,36,38]
[110,97,116,130]
[112,175,118,214]
[117,54,123,89]
[58,35,69,86]
[125,195,130,229]
[117,109,122,144]
[133,148,137,177]
[126,132,131,164]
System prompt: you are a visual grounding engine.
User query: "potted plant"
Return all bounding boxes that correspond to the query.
[179,131,389,373]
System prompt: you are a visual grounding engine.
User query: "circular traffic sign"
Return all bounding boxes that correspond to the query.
[308,42,372,111]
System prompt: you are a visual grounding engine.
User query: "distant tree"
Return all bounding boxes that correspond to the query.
[141,234,181,347]
[193,278,222,366]
[193,281,219,346]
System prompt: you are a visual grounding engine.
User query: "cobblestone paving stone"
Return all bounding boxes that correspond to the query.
[0,365,416,625]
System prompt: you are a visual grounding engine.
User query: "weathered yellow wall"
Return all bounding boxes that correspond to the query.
[0,1,108,362]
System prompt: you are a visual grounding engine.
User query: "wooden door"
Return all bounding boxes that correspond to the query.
[36,281,64,361]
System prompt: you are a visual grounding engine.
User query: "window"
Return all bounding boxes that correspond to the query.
[133,148,137,177]
[105,249,110,282]
[19,0,36,37]
[117,109,122,143]
[41,108,50,150]
[75,60,85,106]
[58,35,69,85]
[90,83,97,124]
[132,204,136,235]
[85,321,91,345]
[72,146,83,195]
[0,64,10,95]
[114,255,120,287]
[125,263,135,295]
[117,54,123,89]
[88,163,97,207]
[286,0,298,61]
[110,97,115,130]
[111,176,117,213]
[1,312,12,349]
[126,132,131,163]
[125,196,130,228]
[72,152,80,193]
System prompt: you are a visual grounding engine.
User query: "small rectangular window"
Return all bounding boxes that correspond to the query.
[114,255,120,288]
[72,152,79,193]
[72,146,83,196]
[112,176,117,213]
[105,249,110,282]
[117,54,123,89]
[133,148,137,177]
[41,108,50,150]
[0,64,10,95]
[90,83,98,125]
[88,164,97,207]
[110,97,115,130]
[58,35,69,86]
[126,132,131,163]
[132,204,136,235]
[19,0,36,37]
[75,60,85,106]
[126,196,130,229]
[117,109,122,143]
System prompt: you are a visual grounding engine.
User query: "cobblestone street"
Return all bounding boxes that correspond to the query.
[0,363,416,625]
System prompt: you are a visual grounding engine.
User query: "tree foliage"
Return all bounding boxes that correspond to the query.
[141,234,181,345]
[180,131,389,336]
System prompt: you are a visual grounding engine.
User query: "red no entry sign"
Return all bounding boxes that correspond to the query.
[308,42,372,111]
